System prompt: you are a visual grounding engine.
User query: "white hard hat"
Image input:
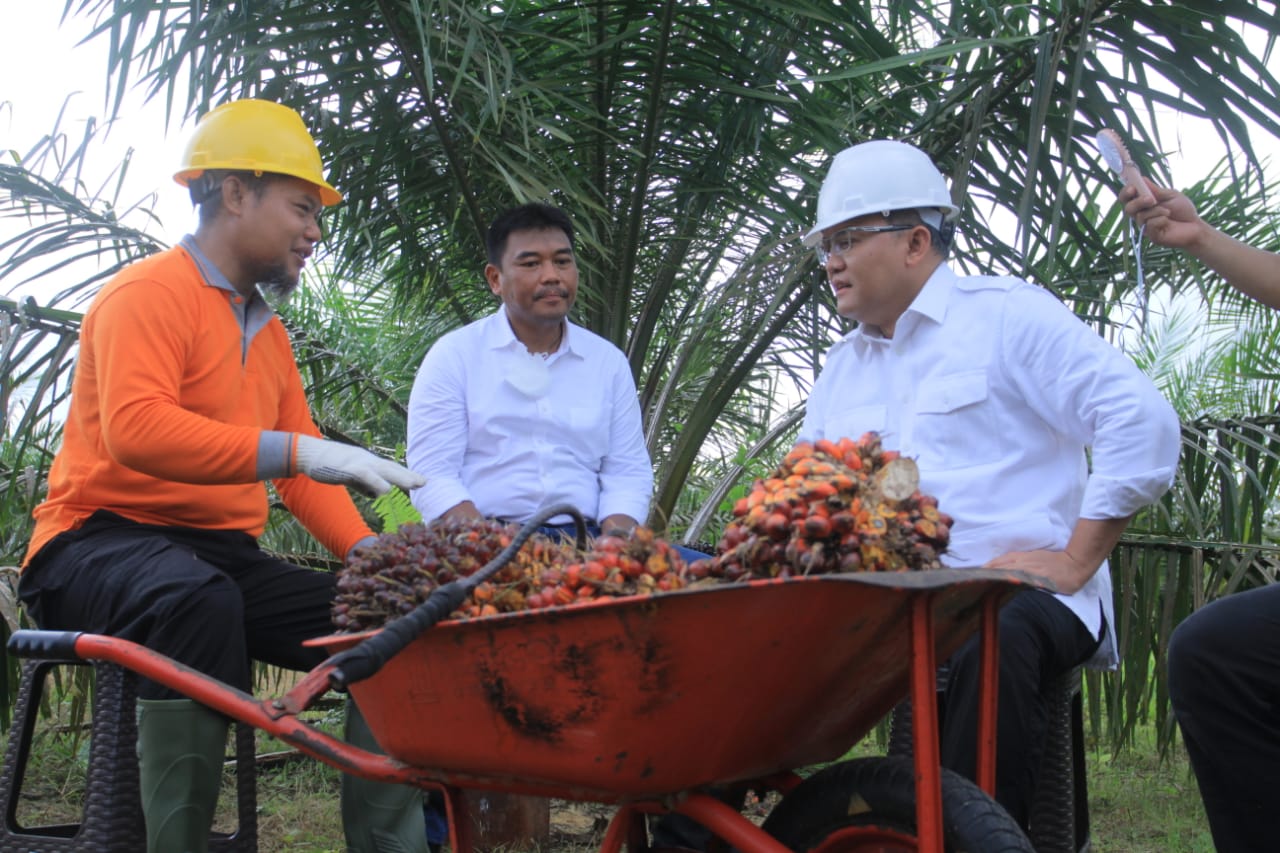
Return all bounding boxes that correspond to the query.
[804,140,960,246]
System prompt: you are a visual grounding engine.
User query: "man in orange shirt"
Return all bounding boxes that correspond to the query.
[18,99,428,853]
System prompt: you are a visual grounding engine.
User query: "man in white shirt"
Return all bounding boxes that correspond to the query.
[799,140,1182,829]
[407,202,654,538]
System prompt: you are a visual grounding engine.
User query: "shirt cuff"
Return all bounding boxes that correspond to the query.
[256,431,297,481]
[1080,468,1176,520]
[596,495,652,529]
[411,479,474,523]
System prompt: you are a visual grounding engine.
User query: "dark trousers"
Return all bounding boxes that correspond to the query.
[18,510,336,700]
[940,589,1099,829]
[1168,584,1280,853]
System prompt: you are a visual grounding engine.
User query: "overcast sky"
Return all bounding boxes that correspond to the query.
[1,5,197,250]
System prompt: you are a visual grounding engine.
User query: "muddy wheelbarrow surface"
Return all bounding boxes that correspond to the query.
[310,568,1033,801]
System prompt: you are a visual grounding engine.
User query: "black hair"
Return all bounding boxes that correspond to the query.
[485,203,575,266]
[191,170,278,225]
[884,209,954,260]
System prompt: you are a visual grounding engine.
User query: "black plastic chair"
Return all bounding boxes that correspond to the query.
[888,665,1090,853]
[0,658,257,853]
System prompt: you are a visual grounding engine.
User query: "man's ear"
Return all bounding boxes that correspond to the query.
[220,174,249,216]
[484,263,503,296]
[904,225,934,267]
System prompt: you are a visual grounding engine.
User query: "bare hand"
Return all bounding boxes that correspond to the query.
[983,549,1094,595]
[442,501,483,523]
[1120,178,1210,251]
[599,513,638,536]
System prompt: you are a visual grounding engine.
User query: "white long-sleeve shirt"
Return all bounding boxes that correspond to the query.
[800,264,1182,666]
[407,306,654,526]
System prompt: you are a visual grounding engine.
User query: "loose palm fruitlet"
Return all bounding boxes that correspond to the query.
[698,432,953,580]
[331,518,690,632]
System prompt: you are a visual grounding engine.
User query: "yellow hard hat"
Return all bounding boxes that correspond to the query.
[174,99,342,206]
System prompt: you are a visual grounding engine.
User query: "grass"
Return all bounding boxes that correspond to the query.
[1086,733,1214,852]
[3,670,1217,852]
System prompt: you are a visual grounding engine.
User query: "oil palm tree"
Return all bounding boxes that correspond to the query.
[5,0,1280,743]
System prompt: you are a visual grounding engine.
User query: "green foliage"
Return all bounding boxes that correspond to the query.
[4,0,1280,758]
[372,488,423,534]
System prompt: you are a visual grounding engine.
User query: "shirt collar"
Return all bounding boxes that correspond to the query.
[484,305,578,358]
[842,263,956,349]
[181,234,237,295]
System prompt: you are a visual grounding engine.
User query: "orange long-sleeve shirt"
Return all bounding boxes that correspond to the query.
[25,239,372,565]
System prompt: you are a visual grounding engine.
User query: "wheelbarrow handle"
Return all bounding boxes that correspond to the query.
[7,629,83,661]
[325,503,588,689]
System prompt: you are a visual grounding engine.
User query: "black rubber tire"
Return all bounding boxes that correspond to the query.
[761,756,1035,853]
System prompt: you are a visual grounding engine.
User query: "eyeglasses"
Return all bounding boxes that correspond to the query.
[816,224,914,264]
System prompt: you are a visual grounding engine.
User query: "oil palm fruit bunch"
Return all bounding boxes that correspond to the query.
[331,517,578,630]
[333,519,695,630]
[701,432,952,579]
[525,526,690,610]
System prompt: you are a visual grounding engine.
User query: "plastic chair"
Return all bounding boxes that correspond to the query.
[0,657,256,853]
[888,665,1090,853]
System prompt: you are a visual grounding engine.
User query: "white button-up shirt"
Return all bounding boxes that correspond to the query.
[800,264,1182,666]
[407,307,654,526]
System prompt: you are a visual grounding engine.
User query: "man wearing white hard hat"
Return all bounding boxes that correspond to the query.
[798,139,1182,829]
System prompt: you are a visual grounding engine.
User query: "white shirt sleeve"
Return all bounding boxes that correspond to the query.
[406,333,475,521]
[596,354,654,524]
[997,285,1181,520]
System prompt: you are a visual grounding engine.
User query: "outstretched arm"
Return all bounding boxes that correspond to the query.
[1122,178,1280,310]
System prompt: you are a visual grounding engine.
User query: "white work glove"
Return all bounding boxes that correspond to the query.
[294,435,426,497]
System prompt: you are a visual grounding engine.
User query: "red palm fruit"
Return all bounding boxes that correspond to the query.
[814,438,840,457]
[831,511,856,535]
[804,481,837,501]
[764,512,790,540]
[804,515,833,538]
[839,552,862,572]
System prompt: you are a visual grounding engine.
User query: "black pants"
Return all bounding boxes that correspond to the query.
[1168,584,1280,853]
[939,589,1099,829]
[19,510,336,700]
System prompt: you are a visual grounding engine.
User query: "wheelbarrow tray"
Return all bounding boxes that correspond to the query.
[311,569,1029,800]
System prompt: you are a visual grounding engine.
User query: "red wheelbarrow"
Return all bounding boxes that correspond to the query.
[6,565,1041,853]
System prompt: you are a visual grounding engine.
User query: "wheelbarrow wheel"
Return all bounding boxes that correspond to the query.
[761,756,1033,853]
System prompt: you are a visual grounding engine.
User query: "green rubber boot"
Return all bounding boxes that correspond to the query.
[136,698,229,853]
[342,698,427,852]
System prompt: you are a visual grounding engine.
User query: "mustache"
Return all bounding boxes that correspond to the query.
[536,287,571,300]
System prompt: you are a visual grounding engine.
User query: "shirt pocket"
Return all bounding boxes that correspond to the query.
[914,369,1002,468]
[820,403,890,446]
[564,405,608,461]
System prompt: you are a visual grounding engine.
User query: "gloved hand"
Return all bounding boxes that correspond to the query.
[294,435,426,497]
